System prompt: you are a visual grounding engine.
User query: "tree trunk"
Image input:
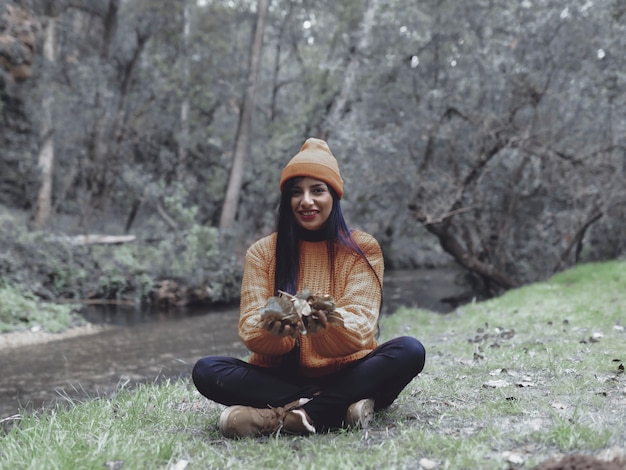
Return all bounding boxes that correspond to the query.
[81,0,119,223]
[178,0,191,179]
[419,216,519,290]
[269,1,293,122]
[219,0,269,230]
[30,17,57,230]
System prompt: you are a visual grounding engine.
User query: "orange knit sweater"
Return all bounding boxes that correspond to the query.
[238,230,384,377]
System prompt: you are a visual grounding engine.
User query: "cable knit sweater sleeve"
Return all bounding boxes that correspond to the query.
[306,230,384,358]
[238,234,297,358]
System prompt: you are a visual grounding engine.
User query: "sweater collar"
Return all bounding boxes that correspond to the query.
[295,225,329,242]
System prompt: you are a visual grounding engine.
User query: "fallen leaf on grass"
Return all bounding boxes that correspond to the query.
[502,451,524,465]
[169,460,190,470]
[551,402,568,410]
[587,332,604,343]
[483,379,510,388]
[598,374,620,383]
[103,462,124,470]
[419,458,439,469]
[489,369,534,382]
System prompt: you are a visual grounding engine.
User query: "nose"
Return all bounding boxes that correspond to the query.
[301,190,314,206]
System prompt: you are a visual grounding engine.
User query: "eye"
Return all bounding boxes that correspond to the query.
[313,186,326,194]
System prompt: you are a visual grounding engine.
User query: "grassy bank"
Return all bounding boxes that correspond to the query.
[0,284,81,334]
[1,260,625,469]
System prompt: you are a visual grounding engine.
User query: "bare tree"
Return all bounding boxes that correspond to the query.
[30,14,56,229]
[79,0,120,223]
[177,0,191,179]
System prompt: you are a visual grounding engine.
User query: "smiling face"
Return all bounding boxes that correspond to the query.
[290,177,333,231]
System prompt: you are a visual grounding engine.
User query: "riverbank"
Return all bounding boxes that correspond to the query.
[0,323,110,350]
[1,260,625,469]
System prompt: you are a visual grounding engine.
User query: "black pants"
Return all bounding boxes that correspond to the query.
[192,336,426,430]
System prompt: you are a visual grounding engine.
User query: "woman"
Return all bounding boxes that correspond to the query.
[192,138,426,438]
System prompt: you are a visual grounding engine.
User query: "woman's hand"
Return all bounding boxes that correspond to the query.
[303,309,328,333]
[263,318,304,338]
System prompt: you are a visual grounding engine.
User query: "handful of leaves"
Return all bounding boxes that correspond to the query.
[259,288,344,335]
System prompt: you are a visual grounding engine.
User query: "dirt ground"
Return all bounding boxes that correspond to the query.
[532,452,625,470]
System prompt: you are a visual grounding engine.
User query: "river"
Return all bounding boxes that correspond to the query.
[0,267,464,419]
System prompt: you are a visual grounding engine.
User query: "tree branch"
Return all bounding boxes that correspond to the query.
[422,218,519,289]
[553,210,603,272]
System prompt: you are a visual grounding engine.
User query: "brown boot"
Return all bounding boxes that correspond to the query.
[219,399,315,438]
[345,398,375,429]
[282,408,316,434]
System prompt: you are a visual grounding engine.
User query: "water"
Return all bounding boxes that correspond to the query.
[0,267,464,418]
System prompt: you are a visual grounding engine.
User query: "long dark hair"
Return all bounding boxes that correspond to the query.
[274,178,383,307]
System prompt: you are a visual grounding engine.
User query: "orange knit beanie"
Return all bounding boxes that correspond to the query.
[279,138,344,199]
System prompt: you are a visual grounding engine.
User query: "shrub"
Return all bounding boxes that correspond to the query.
[0,284,80,333]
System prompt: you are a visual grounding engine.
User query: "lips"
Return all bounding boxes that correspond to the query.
[299,210,318,219]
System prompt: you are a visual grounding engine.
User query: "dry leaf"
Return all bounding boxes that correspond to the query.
[103,461,125,470]
[259,296,297,321]
[169,460,190,470]
[307,292,336,315]
[419,458,439,469]
[259,289,340,334]
[483,379,509,388]
[502,451,524,465]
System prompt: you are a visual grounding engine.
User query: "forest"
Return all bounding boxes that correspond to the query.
[1,0,625,309]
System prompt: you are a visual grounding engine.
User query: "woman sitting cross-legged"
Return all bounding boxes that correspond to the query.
[192,138,426,438]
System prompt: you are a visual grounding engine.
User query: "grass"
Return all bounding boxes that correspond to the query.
[1,260,625,469]
[0,284,81,334]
